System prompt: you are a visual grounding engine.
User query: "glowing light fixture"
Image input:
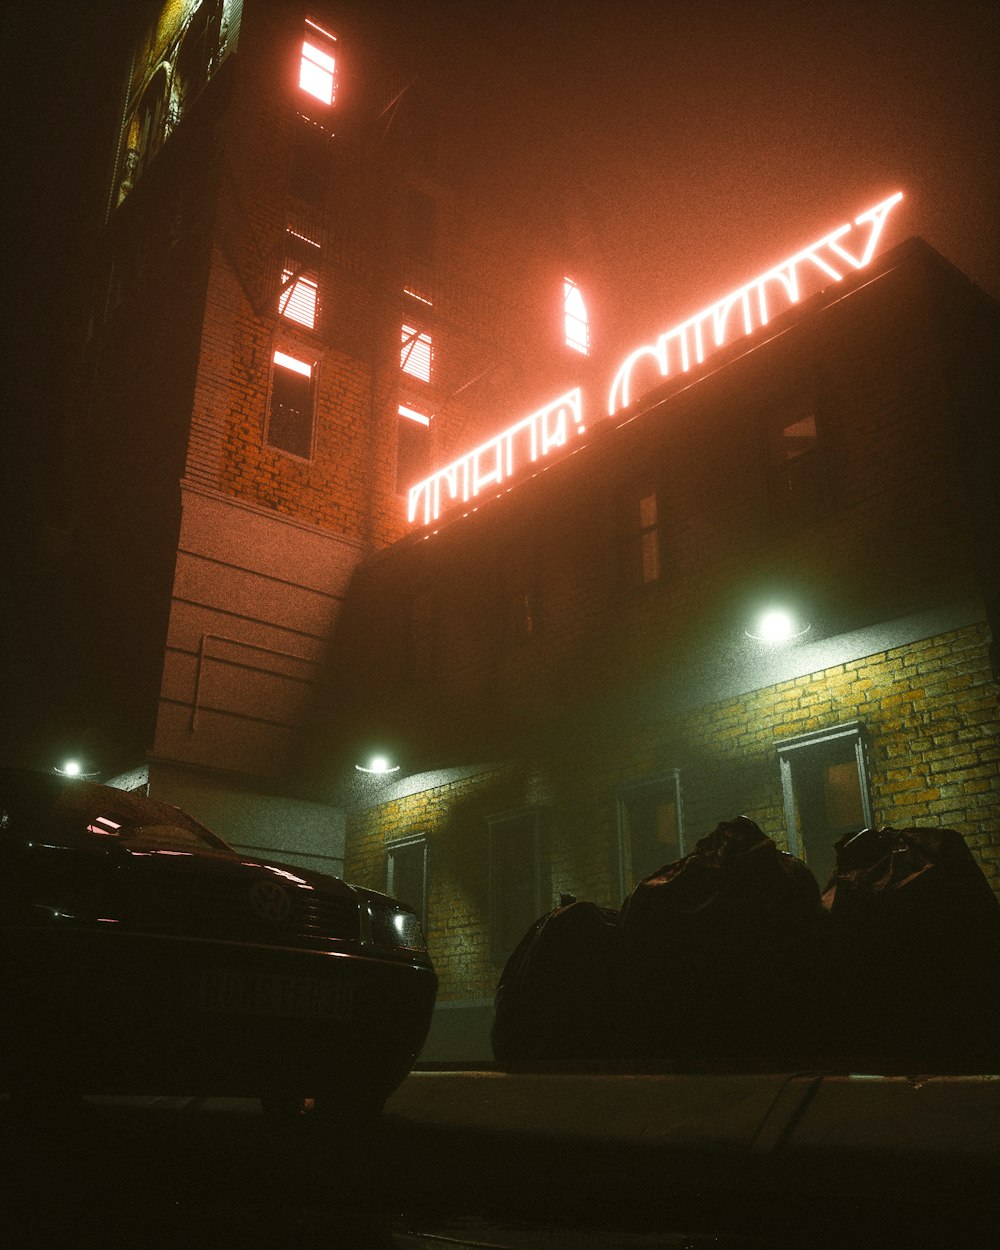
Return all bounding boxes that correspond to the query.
[55,760,98,779]
[355,755,400,776]
[746,609,811,644]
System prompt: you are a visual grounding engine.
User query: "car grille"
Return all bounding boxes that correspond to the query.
[133,862,360,948]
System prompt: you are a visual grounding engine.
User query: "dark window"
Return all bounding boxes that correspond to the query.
[402,93,439,169]
[406,589,436,675]
[499,543,541,646]
[174,0,223,116]
[618,771,684,895]
[768,405,828,524]
[503,589,540,645]
[267,350,314,458]
[386,836,428,933]
[290,129,330,204]
[618,484,661,589]
[489,809,542,964]
[396,404,431,494]
[777,722,873,889]
[406,190,437,262]
[135,66,171,180]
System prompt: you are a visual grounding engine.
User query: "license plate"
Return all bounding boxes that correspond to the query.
[189,969,354,1021]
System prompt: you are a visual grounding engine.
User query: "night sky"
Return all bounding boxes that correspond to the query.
[6,1,999,365]
[412,0,999,353]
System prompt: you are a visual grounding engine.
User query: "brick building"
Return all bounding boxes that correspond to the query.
[26,2,999,1059]
[48,0,596,874]
[334,235,1000,1057]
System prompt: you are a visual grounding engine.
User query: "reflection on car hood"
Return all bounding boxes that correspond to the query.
[122,847,362,948]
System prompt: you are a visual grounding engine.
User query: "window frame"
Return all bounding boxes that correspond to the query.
[498,539,541,648]
[396,404,432,495]
[406,189,437,262]
[298,20,338,106]
[405,587,437,678]
[487,807,543,966]
[386,834,429,934]
[765,397,830,527]
[401,323,433,383]
[776,720,874,871]
[266,349,316,460]
[278,228,322,330]
[563,277,589,355]
[616,479,662,592]
[616,769,685,899]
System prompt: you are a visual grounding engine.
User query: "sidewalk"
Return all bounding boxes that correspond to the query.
[380,1070,1000,1244]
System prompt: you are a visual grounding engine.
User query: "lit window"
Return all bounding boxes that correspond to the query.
[268,350,314,458]
[618,484,661,589]
[299,22,337,105]
[401,325,432,382]
[488,810,542,965]
[278,268,318,328]
[387,836,428,934]
[777,722,874,889]
[396,404,431,494]
[278,229,320,329]
[618,772,684,895]
[564,278,589,355]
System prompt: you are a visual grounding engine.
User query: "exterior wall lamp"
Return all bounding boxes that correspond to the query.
[355,756,400,776]
[745,608,811,644]
[54,760,99,778]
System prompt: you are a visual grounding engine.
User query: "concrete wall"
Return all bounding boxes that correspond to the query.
[152,483,361,780]
[149,759,346,876]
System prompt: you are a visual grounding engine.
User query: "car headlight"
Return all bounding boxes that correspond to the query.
[363,900,428,953]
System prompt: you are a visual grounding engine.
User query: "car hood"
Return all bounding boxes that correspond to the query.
[118,846,363,947]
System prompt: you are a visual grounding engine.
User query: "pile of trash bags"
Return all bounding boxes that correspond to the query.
[492,817,1000,1072]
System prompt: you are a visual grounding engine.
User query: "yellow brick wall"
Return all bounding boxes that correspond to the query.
[346,623,1000,1001]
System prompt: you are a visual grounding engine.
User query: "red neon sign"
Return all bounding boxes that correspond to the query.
[406,195,903,527]
[407,389,584,525]
[608,193,903,415]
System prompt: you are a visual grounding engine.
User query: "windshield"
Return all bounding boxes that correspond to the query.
[0,769,234,855]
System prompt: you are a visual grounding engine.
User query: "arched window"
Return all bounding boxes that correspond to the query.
[563,278,589,355]
[135,66,171,179]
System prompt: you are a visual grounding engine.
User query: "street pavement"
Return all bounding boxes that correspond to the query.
[2,1071,997,1248]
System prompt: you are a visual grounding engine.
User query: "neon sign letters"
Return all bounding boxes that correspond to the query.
[407,389,584,525]
[608,193,903,415]
[407,194,903,526]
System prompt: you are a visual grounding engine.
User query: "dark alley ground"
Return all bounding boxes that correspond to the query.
[2,1070,997,1249]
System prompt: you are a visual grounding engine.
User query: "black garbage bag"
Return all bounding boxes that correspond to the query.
[491,896,621,1064]
[615,816,825,1069]
[822,825,1000,1072]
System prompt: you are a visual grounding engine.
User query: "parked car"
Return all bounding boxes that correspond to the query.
[0,768,437,1118]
